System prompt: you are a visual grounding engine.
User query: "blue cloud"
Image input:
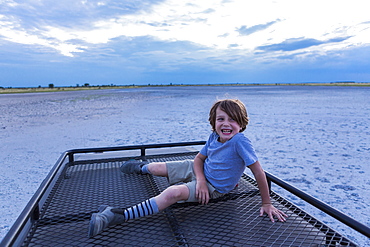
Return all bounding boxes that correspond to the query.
[106,36,208,57]
[2,0,165,28]
[228,44,239,48]
[237,20,279,36]
[1,1,369,87]
[201,8,216,14]
[257,37,351,52]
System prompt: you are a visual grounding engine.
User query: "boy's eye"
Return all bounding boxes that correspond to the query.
[217,117,224,121]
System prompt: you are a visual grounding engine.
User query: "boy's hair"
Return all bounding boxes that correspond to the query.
[209,99,249,132]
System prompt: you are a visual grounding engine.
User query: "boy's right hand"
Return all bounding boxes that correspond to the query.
[196,180,210,205]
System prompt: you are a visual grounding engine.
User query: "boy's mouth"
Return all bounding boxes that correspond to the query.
[221,129,232,134]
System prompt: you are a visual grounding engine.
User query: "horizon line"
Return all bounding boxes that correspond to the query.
[2,81,368,89]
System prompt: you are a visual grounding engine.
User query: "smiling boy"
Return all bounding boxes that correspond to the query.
[88,99,287,238]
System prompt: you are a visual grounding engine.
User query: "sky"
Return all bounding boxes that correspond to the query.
[1,0,370,87]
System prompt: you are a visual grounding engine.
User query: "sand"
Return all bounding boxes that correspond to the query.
[0,85,369,245]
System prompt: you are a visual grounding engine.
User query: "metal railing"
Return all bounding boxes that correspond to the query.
[1,141,206,247]
[265,171,370,238]
[2,141,369,246]
[65,141,207,162]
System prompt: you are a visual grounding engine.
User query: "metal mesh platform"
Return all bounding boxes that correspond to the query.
[21,152,356,247]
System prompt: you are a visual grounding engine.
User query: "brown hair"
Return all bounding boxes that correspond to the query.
[208,99,249,132]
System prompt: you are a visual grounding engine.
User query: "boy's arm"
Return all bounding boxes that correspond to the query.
[248,161,287,222]
[193,153,209,204]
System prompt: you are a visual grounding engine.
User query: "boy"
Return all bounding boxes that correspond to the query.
[88,99,287,237]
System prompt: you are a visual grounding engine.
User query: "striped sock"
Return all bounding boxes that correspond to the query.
[123,198,159,221]
[141,164,151,174]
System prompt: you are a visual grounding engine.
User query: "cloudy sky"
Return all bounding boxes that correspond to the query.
[1,0,370,87]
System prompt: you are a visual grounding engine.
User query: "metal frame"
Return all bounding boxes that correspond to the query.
[2,141,369,246]
[1,141,205,247]
[265,171,370,238]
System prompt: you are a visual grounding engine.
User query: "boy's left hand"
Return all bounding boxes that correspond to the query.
[260,203,287,222]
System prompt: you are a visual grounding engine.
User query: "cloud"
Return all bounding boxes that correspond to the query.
[1,0,283,56]
[1,0,370,87]
[0,0,168,56]
[2,0,368,58]
[0,17,87,57]
[257,37,351,52]
[237,20,280,36]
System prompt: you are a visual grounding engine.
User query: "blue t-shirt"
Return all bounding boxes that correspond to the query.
[200,132,258,193]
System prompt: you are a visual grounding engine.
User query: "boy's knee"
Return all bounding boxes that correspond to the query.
[148,162,167,176]
[166,185,189,201]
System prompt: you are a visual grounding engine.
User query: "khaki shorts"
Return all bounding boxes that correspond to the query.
[166,159,225,202]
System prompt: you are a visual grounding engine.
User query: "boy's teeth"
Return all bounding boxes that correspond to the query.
[222,130,231,133]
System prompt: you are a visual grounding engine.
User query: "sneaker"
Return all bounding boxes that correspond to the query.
[88,205,125,238]
[120,159,148,174]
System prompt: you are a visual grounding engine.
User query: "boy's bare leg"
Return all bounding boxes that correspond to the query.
[88,184,190,237]
[147,162,168,177]
[90,161,189,237]
[154,184,190,210]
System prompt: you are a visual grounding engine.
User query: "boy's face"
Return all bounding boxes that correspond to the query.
[215,107,242,143]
